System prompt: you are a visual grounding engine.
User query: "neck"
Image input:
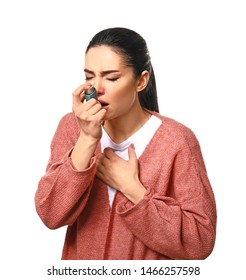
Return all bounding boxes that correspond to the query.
[103,105,151,144]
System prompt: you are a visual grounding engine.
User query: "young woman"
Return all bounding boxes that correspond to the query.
[35,27,217,260]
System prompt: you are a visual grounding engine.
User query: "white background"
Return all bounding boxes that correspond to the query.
[0,0,245,279]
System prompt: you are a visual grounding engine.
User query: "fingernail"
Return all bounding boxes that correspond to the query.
[130,143,135,149]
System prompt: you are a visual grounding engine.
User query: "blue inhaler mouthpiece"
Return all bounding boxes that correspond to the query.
[84,86,97,101]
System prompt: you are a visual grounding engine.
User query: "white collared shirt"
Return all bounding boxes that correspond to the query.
[101,115,162,207]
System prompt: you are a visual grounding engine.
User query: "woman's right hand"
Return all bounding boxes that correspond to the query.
[72,84,107,142]
[70,84,107,171]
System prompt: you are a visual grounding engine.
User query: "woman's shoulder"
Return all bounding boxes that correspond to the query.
[55,112,80,138]
[57,112,78,127]
[151,111,199,149]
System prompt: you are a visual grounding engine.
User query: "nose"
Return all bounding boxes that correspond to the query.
[94,78,105,96]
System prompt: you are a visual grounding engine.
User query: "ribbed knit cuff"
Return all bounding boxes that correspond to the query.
[67,147,97,173]
[116,187,153,216]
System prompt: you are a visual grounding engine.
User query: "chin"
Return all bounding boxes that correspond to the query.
[104,111,119,122]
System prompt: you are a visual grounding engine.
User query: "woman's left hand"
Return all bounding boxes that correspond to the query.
[96,145,146,204]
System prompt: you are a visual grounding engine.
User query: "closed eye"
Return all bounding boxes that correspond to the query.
[107,77,119,81]
[85,76,94,80]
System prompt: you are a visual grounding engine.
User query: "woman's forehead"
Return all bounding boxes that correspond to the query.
[85,45,127,70]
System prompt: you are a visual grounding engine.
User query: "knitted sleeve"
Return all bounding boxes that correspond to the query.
[35,113,96,229]
[117,131,217,260]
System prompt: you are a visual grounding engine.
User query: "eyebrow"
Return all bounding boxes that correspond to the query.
[84,69,121,75]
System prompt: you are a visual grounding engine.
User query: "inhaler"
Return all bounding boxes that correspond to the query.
[84,85,97,101]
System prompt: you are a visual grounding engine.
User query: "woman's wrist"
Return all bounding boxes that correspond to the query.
[70,133,99,171]
[123,180,146,205]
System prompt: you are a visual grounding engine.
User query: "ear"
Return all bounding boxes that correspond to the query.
[136,70,149,93]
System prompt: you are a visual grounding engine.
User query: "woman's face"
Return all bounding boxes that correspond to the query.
[84,45,140,120]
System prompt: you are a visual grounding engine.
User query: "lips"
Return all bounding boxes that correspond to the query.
[98,100,109,107]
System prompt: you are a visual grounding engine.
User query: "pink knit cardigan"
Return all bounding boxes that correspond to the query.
[35,111,216,260]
